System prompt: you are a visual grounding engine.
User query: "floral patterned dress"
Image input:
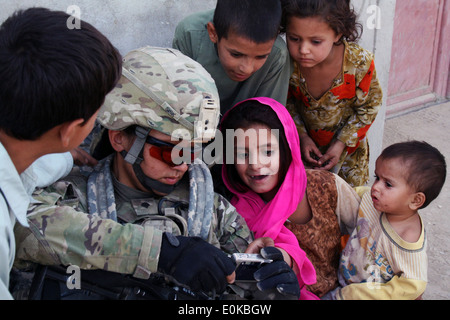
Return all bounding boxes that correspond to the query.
[286,41,383,186]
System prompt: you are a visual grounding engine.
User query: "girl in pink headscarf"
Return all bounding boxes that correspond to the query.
[221,97,318,299]
[220,97,362,299]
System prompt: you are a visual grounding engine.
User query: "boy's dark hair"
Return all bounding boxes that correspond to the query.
[221,100,292,193]
[280,0,362,43]
[213,0,282,43]
[380,141,447,209]
[0,7,122,140]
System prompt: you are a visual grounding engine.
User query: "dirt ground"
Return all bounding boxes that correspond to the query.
[382,101,450,300]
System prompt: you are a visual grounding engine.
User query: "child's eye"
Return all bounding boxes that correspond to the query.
[374,175,379,181]
[287,36,300,42]
[236,152,248,159]
[264,150,275,157]
[312,40,322,45]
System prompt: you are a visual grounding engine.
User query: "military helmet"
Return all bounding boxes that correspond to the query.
[98,46,220,143]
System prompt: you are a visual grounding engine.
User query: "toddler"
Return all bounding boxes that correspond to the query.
[328,141,446,299]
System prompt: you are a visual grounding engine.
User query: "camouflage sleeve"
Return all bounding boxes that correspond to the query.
[211,193,254,254]
[14,203,162,280]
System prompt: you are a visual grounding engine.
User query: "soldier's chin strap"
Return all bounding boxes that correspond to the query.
[132,161,177,195]
[123,126,214,240]
[121,126,178,195]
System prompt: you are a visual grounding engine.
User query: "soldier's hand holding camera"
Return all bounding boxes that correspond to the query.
[158,233,236,294]
[254,247,300,300]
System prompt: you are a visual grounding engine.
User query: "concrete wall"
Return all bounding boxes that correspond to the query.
[0,0,217,55]
[1,0,396,185]
[352,0,396,183]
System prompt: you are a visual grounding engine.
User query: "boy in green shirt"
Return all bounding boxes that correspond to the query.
[173,0,291,114]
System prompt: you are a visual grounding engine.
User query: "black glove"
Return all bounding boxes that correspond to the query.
[158,233,236,293]
[254,247,300,300]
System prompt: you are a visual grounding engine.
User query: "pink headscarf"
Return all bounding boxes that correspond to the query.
[221,97,318,300]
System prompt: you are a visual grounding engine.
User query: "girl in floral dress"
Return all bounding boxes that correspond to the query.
[281,0,383,186]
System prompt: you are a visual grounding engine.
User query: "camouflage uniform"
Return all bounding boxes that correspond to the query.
[14,47,253,282]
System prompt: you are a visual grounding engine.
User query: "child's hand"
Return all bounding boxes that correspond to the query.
[317,140,346,170]
[246,238,293,268]
[299,134,322,167]
[245,237,275,254]
[70,147,98,167]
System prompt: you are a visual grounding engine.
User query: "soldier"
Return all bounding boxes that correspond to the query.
[13,46,299,300]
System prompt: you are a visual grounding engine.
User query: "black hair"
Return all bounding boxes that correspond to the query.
[0,7,122,140]
[220,100,292,193]
[280,0,362,43]
[213,0,282,43]
[379,141,447,209]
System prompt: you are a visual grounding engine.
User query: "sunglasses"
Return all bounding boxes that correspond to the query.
[146,136,200,167]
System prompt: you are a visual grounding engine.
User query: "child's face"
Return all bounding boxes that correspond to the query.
[371,157,417,216]
[285,16,341,68]
[207,23,275,82]
[233,124,280,202]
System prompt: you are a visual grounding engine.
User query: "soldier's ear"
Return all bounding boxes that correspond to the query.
[109,130,128,152]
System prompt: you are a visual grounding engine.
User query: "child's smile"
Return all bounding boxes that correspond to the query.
[234,123,281,202]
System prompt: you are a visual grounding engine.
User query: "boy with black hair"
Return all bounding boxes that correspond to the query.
[173,0,291,113]
[0,7,122,299]
[326,141,446,300]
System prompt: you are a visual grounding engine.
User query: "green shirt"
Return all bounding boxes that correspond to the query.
[172,9,291,114]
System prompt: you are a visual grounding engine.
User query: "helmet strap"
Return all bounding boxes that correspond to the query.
[132,162,178,195]
[123,126,150,165]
